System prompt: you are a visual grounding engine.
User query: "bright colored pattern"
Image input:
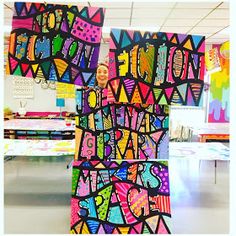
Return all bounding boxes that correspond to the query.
[71,160,171,234]
[75,87,169,160]
[208,45,229,122]
[56,82,75,98]
[6,2,105,86]
[205,48,221,73]
[108,29,205,106]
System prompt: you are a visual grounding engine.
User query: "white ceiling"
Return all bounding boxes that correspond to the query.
[4,1,229,45]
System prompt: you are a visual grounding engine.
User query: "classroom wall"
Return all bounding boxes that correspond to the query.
[4,44,109,113]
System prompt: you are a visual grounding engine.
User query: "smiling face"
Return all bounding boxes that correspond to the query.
[96,65,108,88]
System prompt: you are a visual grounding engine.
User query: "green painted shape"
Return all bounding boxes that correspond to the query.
[163,117,169,128]
[41,61,51,77]
[67,12,75,28]
[153,88,162,101]
[80,115,88,129]
[159,94,167,104]
[69,41,78,58]
[72,168,80,194]
[143,223,151,234]
[97,133,104,159]
[13,65,22,75]
[52,34,64,56]
[95,185,113,221]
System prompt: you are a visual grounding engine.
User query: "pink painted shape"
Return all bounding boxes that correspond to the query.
[167,47,176,84]
[166,33,174,41]
[188,63,194,78]
[71,16,102,43]
[98,224,105,234]
[114,182,138,224]
[128,29,134,40]
[9,56,18,72]
[81,132,96,159]
[198,41,205,53]
[165,87,174,100]
[71,198,80,226]
[150,131,164,143]
[108,51,117,79]
[87,7,100,19]
[134,222,143,234]
[157,218,168,234]
[146,91,155,104]
[25,68,33,78]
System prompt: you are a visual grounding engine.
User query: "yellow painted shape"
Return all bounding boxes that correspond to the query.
[183,39,193,50]
[32,64,39,73]
[118,50,129,76]
[75,128,83,160]
[117,129,130,155]
[88,90,97,108]
[54,59,68,78]
[119,85,128,103]
[118,227,130,234]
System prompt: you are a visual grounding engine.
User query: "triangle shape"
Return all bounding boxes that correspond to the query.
[82,72,93,84]
[104,223,115,234]
[97,224,105,234]
[113,165,128,180]
[171,36,178,44]
[9,56,19,73]
[54,59,68,78]
[153,88,162,101]
[87,7,99,19]
[60,69,71,83]
[177,83,188,101]
[86,220,100,234]
[112,228,120,234]
[111,29,122,46]
[109,79,120,94]
[108,206,124,224]
[31,63,39,75]
[138,82,150,100]
[146,215,160,233]
[26,67,33,78]
[159,94,168,104]
[197,40,205,53]
[14,2,25,16]
[192,35,203,49]
[177,33,188,44]
[131,85,142,103]
[134,31,142,43]
[95,162,106,168]
[90,9,103,24]
[29,4,37,15]
[187,86,195,106]
[13,64,22,75]
[124,79,135,97]
[165,87,174,100]
[146,90,155,104]
[190,83,202,102]
[81,221,90,234]
[21,63,30,75]
[157,217,169,234]
[119,85,129,102]
[40,61,51,78]
[121,31,132,48]
[150,131,164,144]
[118,227,129,234]
[166,33,174,41]
[183,38,193,50]
[171,90,182,104]
[49,63,58,81]
[134,222,143,234]
[61,15,69,32]
[80,8,89,18]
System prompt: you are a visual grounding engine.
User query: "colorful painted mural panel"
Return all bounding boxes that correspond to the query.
[108,29,205,106]
[75,88,169,160]
[208,44,229,122]
[6,2,105,86]
[71,160,171,234]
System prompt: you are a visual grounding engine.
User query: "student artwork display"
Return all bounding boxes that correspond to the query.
[205,48,221,73]
[208,44,229,122]
[6,2,105,86]
[13,76,34,98]
[71,160,171,234]
[56,82,75,98]
[107,29,205,106]
[75,88,169,160]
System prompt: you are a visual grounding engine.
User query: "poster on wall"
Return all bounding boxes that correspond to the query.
[75,87,169,160]
[107,29,205,106]
[6,2,105,86]
[205,48,221,74]
[208,44,229,123]
[13,76,34,98]
[71,160,171,234]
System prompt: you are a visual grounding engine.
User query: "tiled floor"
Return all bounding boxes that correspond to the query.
[4,156,229,234]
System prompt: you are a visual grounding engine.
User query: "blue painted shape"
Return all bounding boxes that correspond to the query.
[86,220,100,234]
[108,206,124,224]
[192,35,203,49]
[121,31,132,48]
[56,98,65,107]
[61,69,70,82]
[111,29,122,44]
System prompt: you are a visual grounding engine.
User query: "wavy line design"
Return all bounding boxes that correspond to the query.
[71,160,171,234]
[6,2,105,86]
[75,88,169,160]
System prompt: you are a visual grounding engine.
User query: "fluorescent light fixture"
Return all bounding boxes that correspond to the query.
[4,25,12,33]
[102,26,160,34]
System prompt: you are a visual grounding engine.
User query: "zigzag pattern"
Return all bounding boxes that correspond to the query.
[108,29,205,106]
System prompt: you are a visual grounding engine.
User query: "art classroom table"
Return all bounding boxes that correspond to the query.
[4,119,75,139]
[189,123,229,142]
[169,142,230,184]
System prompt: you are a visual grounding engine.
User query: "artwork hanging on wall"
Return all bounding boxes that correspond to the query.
[6,2,105,86]
[75,87,169,160]
[71,160,171,234]
[208,44,229,122]
[205,48,221,74]
[56,82,75,99]
[107,29,205,106]
[13,76,34,98]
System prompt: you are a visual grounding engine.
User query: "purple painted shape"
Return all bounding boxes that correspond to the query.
[193,54,199,66]
[158,133,169,159]
[153,164,169,194]
[90,46,100,68]
[74,74,84,86]
[177,34,187,44]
